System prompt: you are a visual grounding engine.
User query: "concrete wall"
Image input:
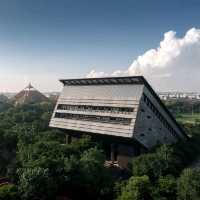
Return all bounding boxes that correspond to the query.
[143,86,185,139]
[133,86,181,148]
[50,84,144,138]
[134,97,177,148]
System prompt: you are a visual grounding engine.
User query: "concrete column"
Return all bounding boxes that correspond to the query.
[66,134,72,144]
[110,143,115,163]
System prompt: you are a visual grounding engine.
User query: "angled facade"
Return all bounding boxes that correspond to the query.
[50,76,188,167]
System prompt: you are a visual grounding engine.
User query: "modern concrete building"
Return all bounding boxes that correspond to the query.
[50,76,188,167]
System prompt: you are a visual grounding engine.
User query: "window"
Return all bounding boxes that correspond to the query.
[56,104,134,114]
[54,112,132,125]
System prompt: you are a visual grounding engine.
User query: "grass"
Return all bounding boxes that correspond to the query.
[176,113,200,124]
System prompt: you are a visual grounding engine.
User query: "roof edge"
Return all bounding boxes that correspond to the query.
[60,76,145,86]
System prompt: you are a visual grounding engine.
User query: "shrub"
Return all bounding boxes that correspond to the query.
[0,184,18,200]
[132,145,181,181]
[177,168,200,200]
[153,175,177,200]
[18,167,56,200]
[116,176,153,200]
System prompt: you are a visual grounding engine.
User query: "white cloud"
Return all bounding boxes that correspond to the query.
[86,70,108,78]
[87,28,200,91]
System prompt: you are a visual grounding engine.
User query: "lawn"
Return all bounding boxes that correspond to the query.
[176,113,200,124]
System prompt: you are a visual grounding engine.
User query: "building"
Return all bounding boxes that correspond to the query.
[50,76,188,168]
[158,92,200,100]
[13,83,49,106]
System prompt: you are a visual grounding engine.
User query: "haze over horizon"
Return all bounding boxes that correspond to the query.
[0,0,200,93]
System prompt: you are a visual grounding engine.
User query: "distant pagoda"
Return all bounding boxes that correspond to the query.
[13,83,49,106]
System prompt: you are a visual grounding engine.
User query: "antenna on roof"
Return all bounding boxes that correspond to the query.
[24,83,35,91]
[28,82,33,89]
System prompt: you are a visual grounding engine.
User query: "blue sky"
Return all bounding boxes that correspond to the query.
[0,0,200,92]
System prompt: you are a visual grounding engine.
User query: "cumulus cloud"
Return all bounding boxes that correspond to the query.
[87,28,200,91]
[86,70,108,78]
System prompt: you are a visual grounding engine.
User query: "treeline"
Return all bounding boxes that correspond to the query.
[0,102,200,199]
[116,135,200,200]
[115,122,200,200]
[0,102,114,200]
[165,99,200,115]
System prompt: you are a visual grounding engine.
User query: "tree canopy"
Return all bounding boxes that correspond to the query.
[0,100,200,200]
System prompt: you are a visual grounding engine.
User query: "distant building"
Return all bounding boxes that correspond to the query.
[50,76,188,168]
[13,83,49,106]
[159,92,200,101]
[44,92,60,103]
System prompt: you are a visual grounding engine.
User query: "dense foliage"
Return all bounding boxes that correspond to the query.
[0,100,200,200]
[177,168,200,200]
[0,102,113,200]
[114,99,200,200]
[0,184,19,200]
[116,176,152,200]
[165,100,200,115]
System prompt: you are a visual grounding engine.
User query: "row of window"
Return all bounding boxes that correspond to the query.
[56,104,134,114]
[54,112,132,125]
[143,94,179,139]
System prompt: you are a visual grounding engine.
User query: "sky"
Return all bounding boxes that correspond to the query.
[0,0,200,92]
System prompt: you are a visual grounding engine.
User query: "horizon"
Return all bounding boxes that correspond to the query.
[0,0,200,92]
[1,80,200,94]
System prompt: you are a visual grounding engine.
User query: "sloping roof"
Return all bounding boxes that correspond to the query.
[13,83,49,105]
[60,76,144,86]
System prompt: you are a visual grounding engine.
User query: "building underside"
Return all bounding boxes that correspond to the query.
[64,129,146,168]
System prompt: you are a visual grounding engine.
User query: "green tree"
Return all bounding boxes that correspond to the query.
[132,145,180,181]
[0,184,19,200]
[18,167,56,200]
[80,147,113,197]
[0,129,17,176]
[177,168,200,200]
[63,146,113,199]
[153,175,177,200]
[116,176,152,200]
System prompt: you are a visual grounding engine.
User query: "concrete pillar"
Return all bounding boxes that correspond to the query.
[110,143,115,163]
[66,134,72,144]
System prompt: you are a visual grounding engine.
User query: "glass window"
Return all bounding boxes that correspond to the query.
[54,112,131,125]
[56,104,134,114]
